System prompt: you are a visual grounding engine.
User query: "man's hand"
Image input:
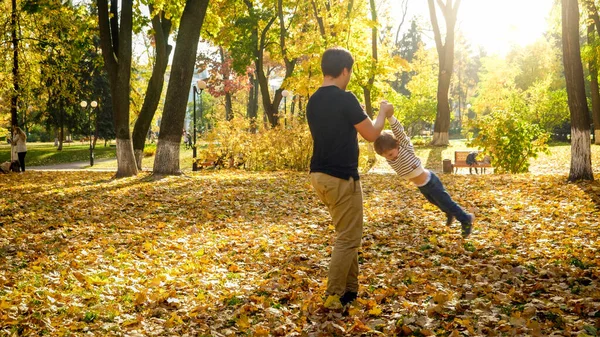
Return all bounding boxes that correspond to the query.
[379,100,394,118]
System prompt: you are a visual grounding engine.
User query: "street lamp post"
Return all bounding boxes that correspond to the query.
[192,79,207,171]
[281,90,290,127]
[80,100,98,166]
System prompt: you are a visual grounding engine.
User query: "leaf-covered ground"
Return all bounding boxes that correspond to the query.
[1,170,599,336]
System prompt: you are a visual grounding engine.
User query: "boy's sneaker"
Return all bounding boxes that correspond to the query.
[461,214,475,238]
[340,291,358,306]
[446,215,454,226]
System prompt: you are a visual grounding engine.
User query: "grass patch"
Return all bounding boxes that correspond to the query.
[0,142,116,166]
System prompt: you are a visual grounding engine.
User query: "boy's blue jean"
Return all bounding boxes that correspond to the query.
[417,172,470,224]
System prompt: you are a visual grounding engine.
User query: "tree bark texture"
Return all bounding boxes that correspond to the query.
[153,0,209,175]
[247,73,258,119]
[428,0,461,146]
[361,0,377,119]
[588,23,600,144]
[11,0,19,127]
[98,0,138,178]
[562,0,594,181]
[132,9,172,169]
[253,14,279,127]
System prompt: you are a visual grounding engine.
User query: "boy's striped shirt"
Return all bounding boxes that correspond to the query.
[386,118,423,178]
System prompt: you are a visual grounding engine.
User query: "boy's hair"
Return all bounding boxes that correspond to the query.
[374,131,398,155]
[321,47,354,78]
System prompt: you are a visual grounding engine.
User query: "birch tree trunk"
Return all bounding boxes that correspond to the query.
[428,0,461,146]
[562,0,594,181]
[132,8,172,169]
[98,0,138,178]
[153,0,209,175]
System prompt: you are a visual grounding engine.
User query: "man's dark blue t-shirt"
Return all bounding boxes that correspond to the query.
[307,85,368,180]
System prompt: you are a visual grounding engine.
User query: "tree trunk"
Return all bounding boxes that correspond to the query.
[225,93,233,120]
[132,9,172,169]
[247,73,258,120]
[562,0,594,181]
[428,0,461,146]
[98,0,138,178]
[361,0,377,119]
[218,46,234,121]
[250,0,298,128]
[11,0,19,127]
[256,60,280,127]
[153,0,209,175]
[58,125,64,151]
[589,19,600,144]
[253,13,278,127]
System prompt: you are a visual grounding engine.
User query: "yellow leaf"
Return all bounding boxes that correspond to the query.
[349,318,371,332]
[0,300,11,310]
[253,326,270,336]
[165,312,183,327]
[433,292,450,305]
[134,290,147,306]
[368,306,382,316]
[237,314,250,329]
[324,295,342,309]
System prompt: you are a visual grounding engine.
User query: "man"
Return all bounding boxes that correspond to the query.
[307,47,393,308]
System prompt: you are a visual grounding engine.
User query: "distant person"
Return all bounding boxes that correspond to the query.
[373,115,474,238]
[12,126,27,172]
[307,46,393,309]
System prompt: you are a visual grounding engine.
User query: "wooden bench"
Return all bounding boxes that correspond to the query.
[453,151,492,174]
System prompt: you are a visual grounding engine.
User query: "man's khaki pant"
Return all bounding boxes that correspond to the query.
[310,172,363,296]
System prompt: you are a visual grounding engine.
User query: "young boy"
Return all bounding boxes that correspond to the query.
[374,115,474,238]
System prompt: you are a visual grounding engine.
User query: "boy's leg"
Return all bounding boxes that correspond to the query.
[418,172,470,224]
[418,179,453,225]
[310,173,363,297]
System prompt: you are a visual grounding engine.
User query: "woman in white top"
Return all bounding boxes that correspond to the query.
[12,126,27,172]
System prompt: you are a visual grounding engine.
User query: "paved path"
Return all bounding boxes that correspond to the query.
[28,158,119,171]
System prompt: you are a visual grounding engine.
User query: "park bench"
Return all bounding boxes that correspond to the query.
[195,154,225,169]
[453,150,492,174]
[194,152,245,169]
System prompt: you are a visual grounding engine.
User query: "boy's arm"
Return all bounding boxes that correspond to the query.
[355,101,394,142]
[387,116,413,148]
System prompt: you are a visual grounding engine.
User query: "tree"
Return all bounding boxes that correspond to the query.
[98,0,138,178]
[390,45,438,136]
[131,6,173,169]
[561,0,593,181]
[451,31,478,133]
[10,0,19,127]
[153,0,210,175]
[197,46,250,121]
[428,0,461,146]
[391,19,422,96]
[584,0,600,144]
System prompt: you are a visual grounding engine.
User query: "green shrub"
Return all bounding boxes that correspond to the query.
[143,146,156,157]
[468,110,549,173]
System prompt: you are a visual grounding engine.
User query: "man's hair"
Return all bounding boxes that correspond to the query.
[373,131,398,155]
[321,47,354,78]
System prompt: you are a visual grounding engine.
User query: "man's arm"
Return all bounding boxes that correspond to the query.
[355,101,394,142]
